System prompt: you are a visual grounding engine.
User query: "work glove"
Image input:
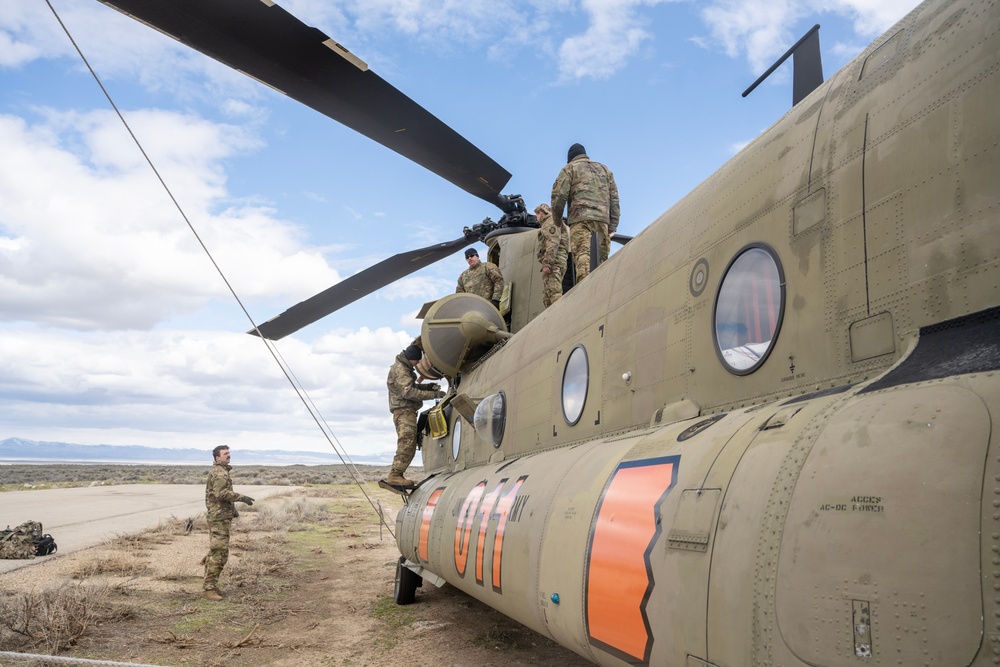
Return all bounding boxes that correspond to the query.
[241,496,255,506]
[435,391,446,399]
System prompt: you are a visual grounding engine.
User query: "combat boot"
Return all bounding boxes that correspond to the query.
[203,588,223,601]
[384,472,416,488]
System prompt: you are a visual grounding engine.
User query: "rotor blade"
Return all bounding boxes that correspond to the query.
[611,233,633,245]
[250,236,472,340]
[96,0,512,206]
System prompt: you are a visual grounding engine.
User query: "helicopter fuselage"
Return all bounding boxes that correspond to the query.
[398,0,1000,663]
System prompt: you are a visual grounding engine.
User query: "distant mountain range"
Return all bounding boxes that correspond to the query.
[0,437,392,466]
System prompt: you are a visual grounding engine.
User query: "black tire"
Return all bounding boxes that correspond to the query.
[393,556,421,605]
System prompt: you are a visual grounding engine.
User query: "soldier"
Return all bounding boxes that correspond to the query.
[551,143,620,281]
[384,345,446,488]
[534,203,569,308]
[456,247,505,309]
[203,445,254,601]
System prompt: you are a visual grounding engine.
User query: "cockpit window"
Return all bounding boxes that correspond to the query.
[474,391,506,447]
[714,244,785,375]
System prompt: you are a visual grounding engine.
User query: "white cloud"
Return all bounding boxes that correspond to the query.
[2,0,267,108]
[399,309,423,327]
[4,0,923,103]
[267,0,680,83]
[729,139,751,154]
[381,276,455,302]
[700,0,920,74]
[0,325,413,457]
[0,109,339,330]
[557,0,655,81]
[0,2,68,68]
[834,0,922,37]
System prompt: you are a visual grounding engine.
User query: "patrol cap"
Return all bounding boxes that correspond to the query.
[403,345,422,361]
[567,143,586,162]
[464,248,479,259]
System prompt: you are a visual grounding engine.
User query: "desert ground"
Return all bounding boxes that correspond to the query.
[0,466,592,667]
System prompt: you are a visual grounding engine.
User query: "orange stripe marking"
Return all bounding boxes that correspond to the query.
[418,488,444,562]
[587,457,678,662]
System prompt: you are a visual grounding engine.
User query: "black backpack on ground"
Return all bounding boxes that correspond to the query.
[34,534,57,556]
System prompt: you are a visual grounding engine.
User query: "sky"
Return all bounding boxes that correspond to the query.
[0,0,921,463]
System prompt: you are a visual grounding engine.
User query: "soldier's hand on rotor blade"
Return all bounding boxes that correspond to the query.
[435,391,446,399]
[241,496,255,506]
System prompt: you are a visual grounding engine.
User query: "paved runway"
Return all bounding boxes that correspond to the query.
[0,484,292,575]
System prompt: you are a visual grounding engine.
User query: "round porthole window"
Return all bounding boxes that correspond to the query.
[713,244,785,375]
[452,418,462,461]
[474,391,506,448]
[561,345,589,425]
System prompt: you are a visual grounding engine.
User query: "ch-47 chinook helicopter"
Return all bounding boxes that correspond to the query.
[95,0,999,664]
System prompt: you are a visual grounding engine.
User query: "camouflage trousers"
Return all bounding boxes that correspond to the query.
[204,518,231,591]
[391,409,418,475]
[569,220,603,282]
[598,223,611,263]
[542,259,567,308]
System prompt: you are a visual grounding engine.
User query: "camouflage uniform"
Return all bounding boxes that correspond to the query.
[204,462,244,592]
[551,154,620,281]
[535,204,569,308]
[598,217,612,264]
[387,353,443,477]
[456,260,505,302]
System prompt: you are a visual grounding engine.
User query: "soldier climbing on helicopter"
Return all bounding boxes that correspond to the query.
[384,344,446,489]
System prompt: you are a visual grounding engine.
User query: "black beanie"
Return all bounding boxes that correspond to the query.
[464,247,478,259]
[403,345,422,361]
[567,143,586,162]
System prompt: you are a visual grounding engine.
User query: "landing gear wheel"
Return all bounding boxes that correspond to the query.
[393,556,422,605]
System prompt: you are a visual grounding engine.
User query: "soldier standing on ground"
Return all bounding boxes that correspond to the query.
[384,345,446,488]
[534,203,569,308]
[204,445,254,601]
[456,247,505,309]
[551,143,620,281]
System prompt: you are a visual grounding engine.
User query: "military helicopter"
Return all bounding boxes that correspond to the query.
[95,0,999,665]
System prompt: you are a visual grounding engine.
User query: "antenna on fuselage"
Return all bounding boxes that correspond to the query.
[742,24,824,106]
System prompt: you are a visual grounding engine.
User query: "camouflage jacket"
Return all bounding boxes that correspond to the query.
[387,353,440,413]
[536,213,569,269]
[551,155,620,231]
[205,462,243,521]
[455,261,504,301]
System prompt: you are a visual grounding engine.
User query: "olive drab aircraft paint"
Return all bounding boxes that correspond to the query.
[95,0,1000,664]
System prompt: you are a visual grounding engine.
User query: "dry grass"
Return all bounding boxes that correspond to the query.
[70,553,149,580]
[0,463,403,492]
[250,496,334,532]
[0,583,135,653]
[0,489,337,658]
